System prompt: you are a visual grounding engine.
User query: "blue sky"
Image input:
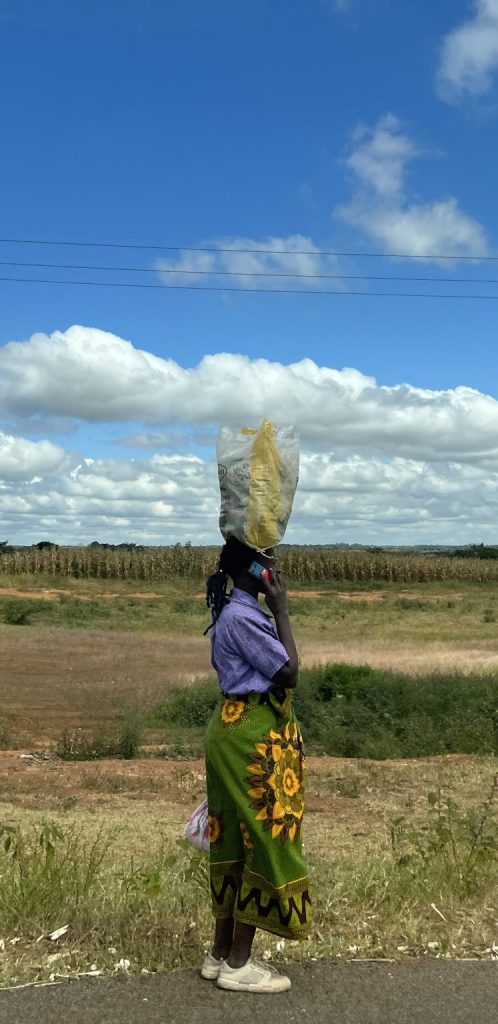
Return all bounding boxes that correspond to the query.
[1,0,498,545]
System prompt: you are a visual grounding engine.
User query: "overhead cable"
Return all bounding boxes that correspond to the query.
[1,259,498,285]
[2,274,498,299]
[0,237,496,262]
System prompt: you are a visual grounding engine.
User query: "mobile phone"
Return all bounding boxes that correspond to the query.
[248,561,273,584]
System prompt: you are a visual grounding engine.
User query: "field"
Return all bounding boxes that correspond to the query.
[1,563,498,987]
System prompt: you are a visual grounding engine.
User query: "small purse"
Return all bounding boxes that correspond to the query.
[185,797,210,852]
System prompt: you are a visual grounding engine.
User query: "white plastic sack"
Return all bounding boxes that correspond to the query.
[217,418,300,550]
[185,797,210,853]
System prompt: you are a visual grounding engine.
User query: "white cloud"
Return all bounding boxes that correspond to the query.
[345,114,418,198]
[116,431,190,450]
[3,327,498,544]
[155,234,344,291]
[437,0,498,102]
[2,444,498,547]
[336,115,489,259]
[2,327,498,465]
[0,431,69,482]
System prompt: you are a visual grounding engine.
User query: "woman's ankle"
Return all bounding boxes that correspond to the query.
[226,955,250,970]
[211,946,231,961]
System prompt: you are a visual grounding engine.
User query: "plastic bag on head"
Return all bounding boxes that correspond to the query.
[217,418,300,550]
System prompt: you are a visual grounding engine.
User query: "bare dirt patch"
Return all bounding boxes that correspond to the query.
[0,587,167,601]
[0,586,466,604]
[337,591,464,602]
[0,587,68,600]
[0,749,486,831]
[195,589,336,599]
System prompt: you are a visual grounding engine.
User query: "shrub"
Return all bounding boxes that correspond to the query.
[151,681,218,729]
[150,664,498,760]
[55,720,142,761]
[2,598,33,625]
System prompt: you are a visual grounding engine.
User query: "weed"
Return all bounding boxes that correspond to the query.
[2,598,33,625]
[483,609,496,623]
[80,770,163,794]
[153,740,204,760]
[150,683,218,730]
[3,777,498,987]
[117,719,141,760]
[54,720,141,761]
[390,777,498,894]
[0,721,13,749]
[396,599,431,611]
[61,796,79,812]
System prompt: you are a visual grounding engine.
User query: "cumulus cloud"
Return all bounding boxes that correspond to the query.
[0,451,219,546]
[2,446,498,547]
[0,431,69,482]
[155,234,344,290]
[335,114,489,259]
[3,327,498,544]
[1,327,498,466]
[115,431,190,450]
[437,0,498,102]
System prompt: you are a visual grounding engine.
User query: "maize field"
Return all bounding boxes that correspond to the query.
[1,545,498,583]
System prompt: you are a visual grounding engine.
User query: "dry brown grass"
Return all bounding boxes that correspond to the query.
[0,624,209,744]
[4,625,498,748]
[3,573,498,747]
[1,752,498,987]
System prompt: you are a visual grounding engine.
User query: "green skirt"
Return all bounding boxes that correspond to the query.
[205,692,311,940]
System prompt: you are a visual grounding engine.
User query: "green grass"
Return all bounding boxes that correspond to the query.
[2,775,498,986]
[0,592,207,633]
[148,663,498,760]
[54,719,141,761]
[2,574,498,649]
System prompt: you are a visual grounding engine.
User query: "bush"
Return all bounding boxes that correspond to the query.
[0,720,13,749]
[293,664,498,758]
[55,720,141,761]
[150,664,498,760]
[2,598,33,625]
[117,719,141,760]
[151,681,219,729]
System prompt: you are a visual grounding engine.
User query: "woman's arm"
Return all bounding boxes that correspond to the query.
[263,571,299,688]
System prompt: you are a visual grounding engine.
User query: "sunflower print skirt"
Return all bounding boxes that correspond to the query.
[205,692,311,940]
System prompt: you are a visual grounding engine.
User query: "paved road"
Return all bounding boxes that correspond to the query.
[1,961,498,1024]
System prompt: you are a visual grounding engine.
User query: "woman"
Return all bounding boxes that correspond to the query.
[201,536,310,994]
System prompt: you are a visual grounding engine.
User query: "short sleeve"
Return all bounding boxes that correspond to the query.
[227,613,288,681]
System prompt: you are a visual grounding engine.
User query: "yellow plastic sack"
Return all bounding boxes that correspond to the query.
[217,419,300,550]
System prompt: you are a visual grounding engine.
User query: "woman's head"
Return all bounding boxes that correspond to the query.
[219,536,274,585]
[205,536,275,630]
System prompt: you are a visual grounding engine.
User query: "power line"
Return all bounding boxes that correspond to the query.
[1,274,498,299]
[1,259,498,285]
[0,236,496,262]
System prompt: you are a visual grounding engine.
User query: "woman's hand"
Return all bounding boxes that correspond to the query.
[263,570,299,687]
[262,569,289,619]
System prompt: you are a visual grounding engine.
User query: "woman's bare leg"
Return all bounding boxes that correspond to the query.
[226,921,256,968]
[212,917,234,960]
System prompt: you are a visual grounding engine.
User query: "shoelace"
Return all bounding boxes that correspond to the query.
[250,958,281,976]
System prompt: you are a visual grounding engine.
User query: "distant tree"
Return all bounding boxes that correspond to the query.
[0,540,9,551]
[447,543,498,560]
[34,541,59,551]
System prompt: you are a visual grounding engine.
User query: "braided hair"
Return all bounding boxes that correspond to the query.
[205,536,261,633]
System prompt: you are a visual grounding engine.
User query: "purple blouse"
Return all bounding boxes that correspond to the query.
[211,588,288,695]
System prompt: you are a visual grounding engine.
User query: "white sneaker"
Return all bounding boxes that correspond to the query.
[200,951,224,980]
[217,958,291,993]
